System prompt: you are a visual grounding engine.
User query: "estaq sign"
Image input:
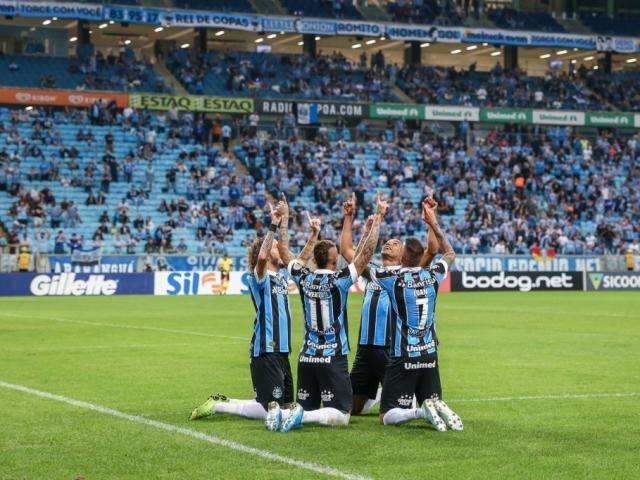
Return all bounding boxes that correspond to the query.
[130,93,254,113]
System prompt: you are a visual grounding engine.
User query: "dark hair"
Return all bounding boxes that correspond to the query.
[402,237,424,267]
[313,240,335,269]
[248,237,263,271]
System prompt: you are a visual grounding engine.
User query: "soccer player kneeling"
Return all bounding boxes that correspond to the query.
[374,198,463,432]
[270,195,387,432]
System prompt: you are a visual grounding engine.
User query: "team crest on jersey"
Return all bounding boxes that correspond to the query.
[321,390,334,402]
[272,386,283,399]
[397,394,413,407]
[297,389,310,400]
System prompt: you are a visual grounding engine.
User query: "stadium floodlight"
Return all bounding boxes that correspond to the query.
[366,39,376,45]
[451,49,461,54]
[255,38,264,43]
[52,17,58,21]
[540,53,551,59]
[180,43,190,48]
[482,42,488,46]
[124,39,131,45]
[352,43,362,49]
[42,19,51,25]
[69,36,77,42]
[626,58,637,63]
[154,26,164,33]
[571,59,577,64]
[109,20,114,25]
[280,31,285,34]
[593,65,599,70]
[556,50,567,55]
[420,42,430,48]
[25,106,33,111]
[215,30,224,36]
[490,51,501,56]
[99,23,108,29]
[297,41,304,46]
[466,45,477,51]
[584,56,594,61]
[267,34,277,39]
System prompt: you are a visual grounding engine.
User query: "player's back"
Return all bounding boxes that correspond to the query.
[289,261,358,357]
[247,268,292,357]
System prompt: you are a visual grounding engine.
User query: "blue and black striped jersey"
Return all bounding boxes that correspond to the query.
[358,265,400,347]
[248,268,292,357]
[372,261,449,358]
[288,260,358,357]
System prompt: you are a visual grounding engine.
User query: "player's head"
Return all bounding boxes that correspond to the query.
[401,237,424,268]
[248,237,283,272]
[314,239,338,270]
[381,238,403,265]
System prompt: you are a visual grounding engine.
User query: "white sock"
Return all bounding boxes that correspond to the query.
[302,408,350,426]
[229,399,256,406]
[382,408,424,426]
[215,400,267,420]
[361,387,383,414]
[411,396,417,409]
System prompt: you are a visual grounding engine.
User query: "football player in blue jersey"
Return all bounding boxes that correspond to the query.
[190,200,319,428]
[340,194,440,416]
[373,198,463,431]
[269,194,388,432]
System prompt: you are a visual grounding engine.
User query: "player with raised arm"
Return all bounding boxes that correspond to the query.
[190,201,298,427]
[374,198,463,431]
[271,194,388,432]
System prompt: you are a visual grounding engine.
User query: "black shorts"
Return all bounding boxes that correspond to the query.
[380,354,442,413]
[250,353,294,409]
[350,345,388,399]
[221,272,230,282]
[296,354,352,413]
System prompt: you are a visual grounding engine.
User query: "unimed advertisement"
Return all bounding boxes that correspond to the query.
[450,271,583,292]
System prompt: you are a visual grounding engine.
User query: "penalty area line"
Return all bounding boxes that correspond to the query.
[0,380,370,480]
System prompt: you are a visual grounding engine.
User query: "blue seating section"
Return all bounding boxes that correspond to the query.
[580,13,640,37]
[283,0,362,19]
[173,0,255,13]
[489,8,564,33]
[167,50,396,102]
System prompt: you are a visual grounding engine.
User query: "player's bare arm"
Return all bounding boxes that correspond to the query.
[420,197,439,268]
[339,193,356,262]
[256,202,283,278]
[276,194,295,266]
[298,212,321,264]
[422,198,455,267]
[353,194,388,275]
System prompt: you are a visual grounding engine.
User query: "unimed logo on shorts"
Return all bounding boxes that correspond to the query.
[455,272,580,292]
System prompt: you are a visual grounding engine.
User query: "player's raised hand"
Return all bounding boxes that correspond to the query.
[268,202,283,225]
[280,193,289,216]
[306,211,322,235]
[422,197,438,226]
[375,192,389,217]
[342,192,356,218]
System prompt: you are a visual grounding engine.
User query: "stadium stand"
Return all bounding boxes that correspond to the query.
[487,7,565,32]
[580,12,640,37]
[386,0,464,26]
[0,51,170,93]
[282,0,362,19]
[173,0,255,13]
[166,50,397,102]
[397,64,604,110]
[583,70,640,112]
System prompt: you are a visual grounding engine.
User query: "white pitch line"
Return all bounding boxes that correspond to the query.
[443,305,640,319]
[0,380,370,480]
[0,312,248,342]
[3,343,194,353]
[451,392,640,403]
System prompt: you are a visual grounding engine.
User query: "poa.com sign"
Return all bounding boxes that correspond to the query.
[451,272,583,292]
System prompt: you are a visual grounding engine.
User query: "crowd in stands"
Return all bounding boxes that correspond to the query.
[167,50,397,102]
[1,105,639,258]
[397,63,604,111]
[583,70,640,113]
[234,124,640,256]
[386,0,465,26]
[284,0,361,19]
[487,6,564,32]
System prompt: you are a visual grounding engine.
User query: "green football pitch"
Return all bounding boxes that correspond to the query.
[1,292,639,480]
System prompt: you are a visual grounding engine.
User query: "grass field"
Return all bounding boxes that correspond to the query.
[1,292,639,480]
